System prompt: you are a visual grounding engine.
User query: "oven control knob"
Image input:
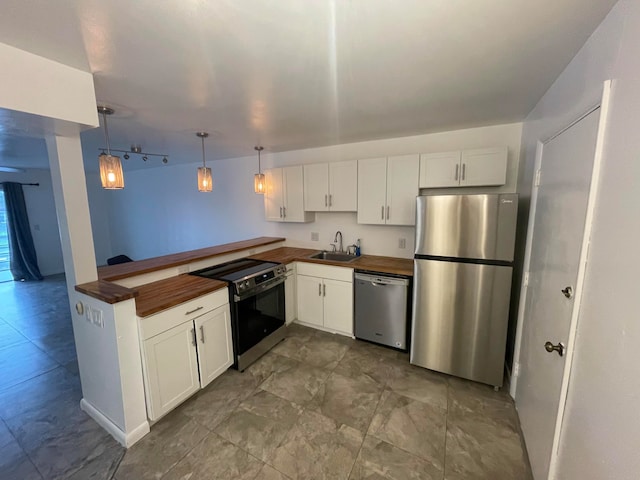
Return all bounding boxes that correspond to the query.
[244,281,250,288]
[237,283,244,291]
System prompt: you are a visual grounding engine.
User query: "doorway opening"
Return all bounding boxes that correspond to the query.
[0,190,11,282]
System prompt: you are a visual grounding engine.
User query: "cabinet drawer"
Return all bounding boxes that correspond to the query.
[140,289,229,340]
[296,262,353,282]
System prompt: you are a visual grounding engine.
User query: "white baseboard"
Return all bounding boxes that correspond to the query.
[80,398,150,448]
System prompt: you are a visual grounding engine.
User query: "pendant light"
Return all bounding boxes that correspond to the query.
[254,146,265,194]
[196,132,212,192]
[97,106,124,189]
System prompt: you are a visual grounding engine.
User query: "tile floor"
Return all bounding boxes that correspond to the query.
[0,275,532,480]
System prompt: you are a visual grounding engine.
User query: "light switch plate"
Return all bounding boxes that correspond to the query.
[311,232,319,241]
[398,238,406,249]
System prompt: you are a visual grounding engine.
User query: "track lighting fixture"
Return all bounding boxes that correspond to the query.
[254,146,265,194]
[196,132,212,192]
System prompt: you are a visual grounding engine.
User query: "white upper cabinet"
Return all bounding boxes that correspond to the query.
[419,146,508,188]
[357,155,419,226]
[304,160,357,212]
[460,147,508,187]
[265,166,313,222]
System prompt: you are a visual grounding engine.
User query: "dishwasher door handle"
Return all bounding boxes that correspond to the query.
[371,282,388,287]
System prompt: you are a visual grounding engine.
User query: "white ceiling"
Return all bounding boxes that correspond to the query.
[0,0,617,171]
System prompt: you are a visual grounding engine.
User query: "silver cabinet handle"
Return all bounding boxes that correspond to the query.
[329,194,332,206]
[185,306,203,315]
[200,325,205,343]
[323,284,326,297]
[283,206,286,218]
[381,206,384,220]
[318,283,322,296]
[455,164,459,181]
[280,206,284,218]
[325,194,328,207]
[191,328,196,346]
[462,163,466,180]
[386,205,390,220]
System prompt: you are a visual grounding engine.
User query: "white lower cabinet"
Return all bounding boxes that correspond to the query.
[140,291,233,421]
[296,263,353,336]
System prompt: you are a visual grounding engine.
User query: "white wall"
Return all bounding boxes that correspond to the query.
[85,172,114,266]
[0,169,64,276]
[516,1,640,478]
[105,123,522,260]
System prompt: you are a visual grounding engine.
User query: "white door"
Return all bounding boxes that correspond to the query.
[419,151,461,188]
[460,147,508,187]
[386,154,419,226]
[517,109,601,480]
[296,274,324,327]
[322,278,353,336]
[283,166,308,222]
[264,168,283,222]
[143,320,200,421]
[357,157,387,225]
[304,163,329,211]
[329,160,358,211]
[194,305,233,388]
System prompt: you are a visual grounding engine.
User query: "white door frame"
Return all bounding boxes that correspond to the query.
[511,80,613,479]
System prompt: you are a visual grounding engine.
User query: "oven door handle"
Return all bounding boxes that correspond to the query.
[233,276,286,302]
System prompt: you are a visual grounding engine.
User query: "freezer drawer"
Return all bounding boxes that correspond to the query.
[410,259,512,387]
[354,273,410,350]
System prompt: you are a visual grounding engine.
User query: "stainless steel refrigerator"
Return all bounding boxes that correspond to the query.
[411,193,517,388]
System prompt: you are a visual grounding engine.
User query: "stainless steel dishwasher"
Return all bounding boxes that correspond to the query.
[354,272,411,350]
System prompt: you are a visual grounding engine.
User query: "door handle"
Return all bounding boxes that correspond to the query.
[200,325,205,343]
[283,206,286,218]
[191,328,196,346]
[386,205,390,220]
[323,284,326,297]
[561,286,573,299]
[318,283,322,296]
[544,341,565,357]
[185,306,203,315]
[279,206,283,218]
[329,194,332,206]
[381,206,384,220]
[325,194,328,207]
[461,163,466,180]
[455,164,459,181]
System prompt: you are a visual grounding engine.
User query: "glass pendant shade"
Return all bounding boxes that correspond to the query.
[99,153,124,189]
[254,173,265,194]
[198,166,212,192]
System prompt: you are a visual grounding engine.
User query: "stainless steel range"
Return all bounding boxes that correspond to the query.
[190,258,287,371]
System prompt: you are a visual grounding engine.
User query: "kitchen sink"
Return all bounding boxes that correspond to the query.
[309,251,357,262]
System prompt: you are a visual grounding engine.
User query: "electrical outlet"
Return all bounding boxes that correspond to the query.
[311,232,319,241]
[398,238,406,249]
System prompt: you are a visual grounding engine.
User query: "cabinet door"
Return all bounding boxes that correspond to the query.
[194,305,233,389]
[357,157,387,225]
[460,147,508,187]
[285,263,297,324]
[264,168,283,222]
[329,160,357,211]
[304,163,329,211]
[419,151,461,188]
[322,278,353,336]
[143,321,200,421]
[296,274,324,327]
[386,154,420,226]
[283,166,312,222]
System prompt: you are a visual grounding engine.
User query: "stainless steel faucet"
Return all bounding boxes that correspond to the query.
[334,231,343,253]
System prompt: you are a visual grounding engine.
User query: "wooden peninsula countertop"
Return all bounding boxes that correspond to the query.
[98,236,285,282]
[249,247,414,277]
[134,275,227,317]
[75,236,284,305]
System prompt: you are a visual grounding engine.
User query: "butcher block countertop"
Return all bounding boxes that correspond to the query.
[97,236,285,282]
[74,280,138,304]
[135,275,227,317]
[249,247,414,277]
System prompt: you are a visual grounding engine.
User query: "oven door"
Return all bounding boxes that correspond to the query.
[231,280,285,357]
